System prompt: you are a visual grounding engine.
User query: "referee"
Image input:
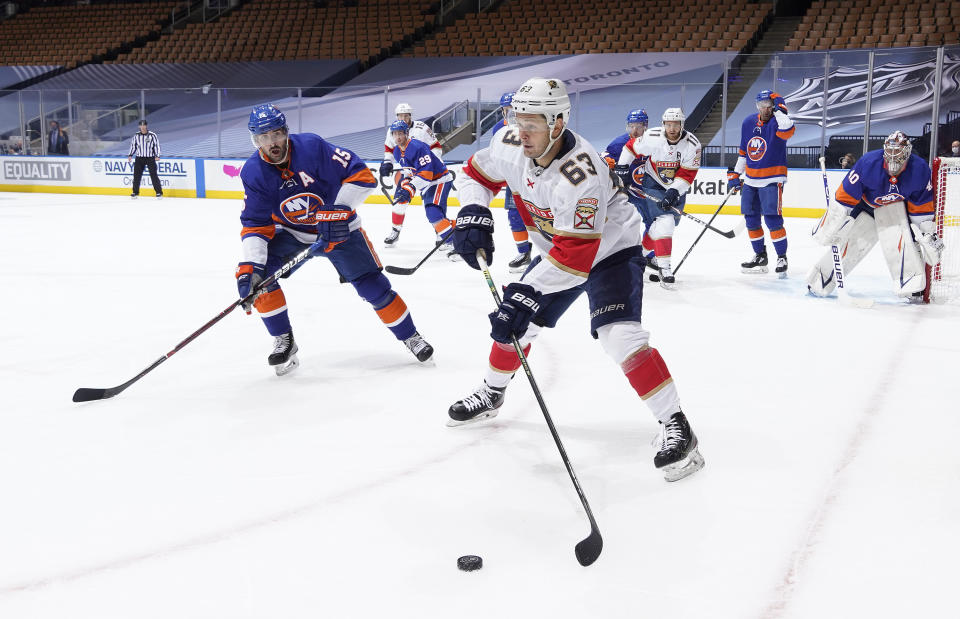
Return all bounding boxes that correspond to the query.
[127,119,163,199]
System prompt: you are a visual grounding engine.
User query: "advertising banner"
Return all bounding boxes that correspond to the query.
[0,156,198,197]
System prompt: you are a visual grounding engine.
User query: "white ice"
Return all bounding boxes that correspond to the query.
[1,191,958,619]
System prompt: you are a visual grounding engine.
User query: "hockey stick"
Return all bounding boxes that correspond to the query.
[674,187,737,275]
[72,248,314,403]
[383,227,454,275]
[476,250,603,567]
[818,156,874,309]
[632,187,737,238]
[379,169,397,205]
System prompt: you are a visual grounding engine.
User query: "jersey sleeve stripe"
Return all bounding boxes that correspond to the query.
[463,155,506,193]
[907,200,934,214]
[547,234,602,277]
[775,126,796,140]
[342,168,376,186]
[675,167,698,183]
[241,224,276,240]
[384,145,393,154]
[835,184,860,206]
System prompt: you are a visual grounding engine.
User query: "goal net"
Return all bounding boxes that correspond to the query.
[924,157,960,303]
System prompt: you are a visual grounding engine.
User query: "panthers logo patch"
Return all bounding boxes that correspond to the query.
[280,192,325,226]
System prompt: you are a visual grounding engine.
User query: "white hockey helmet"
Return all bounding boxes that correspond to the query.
[395,103,413,117]
[662,107,686,129]
[883,130,912,176]
[510,77,571,130]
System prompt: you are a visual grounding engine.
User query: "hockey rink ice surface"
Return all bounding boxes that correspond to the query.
[1,191,958,619]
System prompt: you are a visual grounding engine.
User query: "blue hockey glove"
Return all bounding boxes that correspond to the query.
[770,91,788,113]
[727,168,742,193]
[393,179,415,204]
[452,204,495,270]
[660,188,680,211]
[312,205,356,253]
[613,164,631,188]
[236,262,265,314]
[489,282,542,344]
[378,160,393,177]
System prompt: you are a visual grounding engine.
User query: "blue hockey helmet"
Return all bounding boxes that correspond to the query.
[499,91,515,108]
[248,104,287,134]
[626,108,648,124]
[756,90,775,106]
[389,119,409,134]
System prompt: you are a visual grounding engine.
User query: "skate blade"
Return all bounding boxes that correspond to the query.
[446,408,499,427]
[273,355,300,376]
[777,271,788,279]
[659,280,677,290]
[661,448,705,482]
[446,251,462,263]
[741,267,769,274]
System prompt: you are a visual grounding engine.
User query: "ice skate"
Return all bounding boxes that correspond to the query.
[657,265,676,290]
[654,411,704,482]
[775,255,788,279]
[447,382,505,427]
[508,251,531,273]
[741,249,769,274]
[156,192,163,199]
[268,331,299,376]
[383,227,401,247]
[404,331,434,362]
[130,193,138,199]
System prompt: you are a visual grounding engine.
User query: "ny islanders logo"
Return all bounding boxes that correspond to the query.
[280,192,325,226]
[747,137,767,161]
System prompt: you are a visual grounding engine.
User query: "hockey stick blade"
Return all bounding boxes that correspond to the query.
[383,229,454,276]
[73,387,114,402]
[384,264,419,276]
[575,526,603,566]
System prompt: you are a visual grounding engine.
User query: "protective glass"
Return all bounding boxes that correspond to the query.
[626,122,647,132]
[511,112,550,134]
[756,98,775,111]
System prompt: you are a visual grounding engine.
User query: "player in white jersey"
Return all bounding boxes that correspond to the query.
[615,109,702,288]
[446,77,704,482]
[379,103,442,177]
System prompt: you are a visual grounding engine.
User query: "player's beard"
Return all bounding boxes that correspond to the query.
[262,138,289,164]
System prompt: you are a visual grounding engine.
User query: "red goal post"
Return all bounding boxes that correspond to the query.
[924,157,960,303]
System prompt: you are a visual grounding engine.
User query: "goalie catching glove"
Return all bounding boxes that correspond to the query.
[911,220,944,266]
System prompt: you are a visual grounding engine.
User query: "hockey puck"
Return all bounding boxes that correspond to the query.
[457,555,483,571]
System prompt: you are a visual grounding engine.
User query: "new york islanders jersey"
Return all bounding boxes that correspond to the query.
[603,132,646,196]
[835,150,934,222]
[618,127,701,193]
[384,120,441,164]
[734,110,795,186]
[393,137,453,193]
[240,133,376,265]
[459,127,645,295]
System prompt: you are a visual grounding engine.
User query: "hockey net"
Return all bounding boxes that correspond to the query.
[924,157,960,303]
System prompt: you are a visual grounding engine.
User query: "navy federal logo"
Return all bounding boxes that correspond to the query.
[280,192,325,226]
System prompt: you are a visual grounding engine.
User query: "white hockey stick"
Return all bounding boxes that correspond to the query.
[818,157,874,309]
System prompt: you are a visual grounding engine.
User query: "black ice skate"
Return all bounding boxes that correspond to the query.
[447,382,505,427]
[508,251,531,273]
[741,249,769,274]
[268,331,299,376]
[404,331,434,362]
[384,227,401,247]
[775,255,788,278]
[156,192,163,199]
[648,262,677,289]
[654,411,705,482]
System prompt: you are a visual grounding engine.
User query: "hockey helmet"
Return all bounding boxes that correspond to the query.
[248,103,287,135]
[499,91,515,108]
[395,103,413,117]
[511,77,571,129]
[626,108,648,125]
[389,120,409,134]
[662,107,685,130]
[883,130,912,175]
[756,90,775,108]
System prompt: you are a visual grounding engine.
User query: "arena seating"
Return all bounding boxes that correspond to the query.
[784,0,960,51]
[405,0,773,56]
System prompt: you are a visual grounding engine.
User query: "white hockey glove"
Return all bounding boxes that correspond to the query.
[811,203,854,246]
[911,220,944,267]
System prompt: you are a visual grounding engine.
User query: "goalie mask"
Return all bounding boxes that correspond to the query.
[509,77,571,159]
[883,131,912,176]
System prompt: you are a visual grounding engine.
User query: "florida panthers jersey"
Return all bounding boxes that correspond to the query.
[734,110,795,186]
[384,120,441,164]
[240,133,376,265]
[835,149,934,222]
[603,132,646,196]
[393,137,453,193]
[459,127,645,295]
[617,127,701,193]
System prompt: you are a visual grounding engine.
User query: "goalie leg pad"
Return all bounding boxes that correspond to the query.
[805,211,878,296]
[873,202,926,296]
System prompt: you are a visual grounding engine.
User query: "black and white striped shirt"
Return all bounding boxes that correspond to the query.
[128,131,161,158]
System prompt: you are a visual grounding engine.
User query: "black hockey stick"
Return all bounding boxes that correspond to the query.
[72,248,314,403]
[674,186,737,275]
[476,251,603,567]
[379,169,397,204]
[632,187,737,238]
[383,228,454,276]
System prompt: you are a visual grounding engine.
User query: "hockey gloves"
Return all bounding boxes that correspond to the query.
[313,206,356,253]
[660,188,681,211]
[489,282,542,344]
[378,160,393,178]
[236,262,265,314]
[911,220,945,266]
[770,92,788,113]
[727,168,742,193]
[452,204,495,270]
[393,179,415,204]
[613,164,631,188]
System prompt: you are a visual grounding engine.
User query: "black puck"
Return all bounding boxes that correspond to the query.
[457,555,483,571]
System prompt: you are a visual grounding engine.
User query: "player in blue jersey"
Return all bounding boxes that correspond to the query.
[603,108,648,212]
[236,104,434,375]
[384,120,457,253]
[490,91,534,272]
[807,131,943,301]
[727,90,795,277]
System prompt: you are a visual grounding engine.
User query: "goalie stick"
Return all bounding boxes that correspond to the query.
[72,248,314,403]
[817,156,874,309]
[476,250,603,567]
